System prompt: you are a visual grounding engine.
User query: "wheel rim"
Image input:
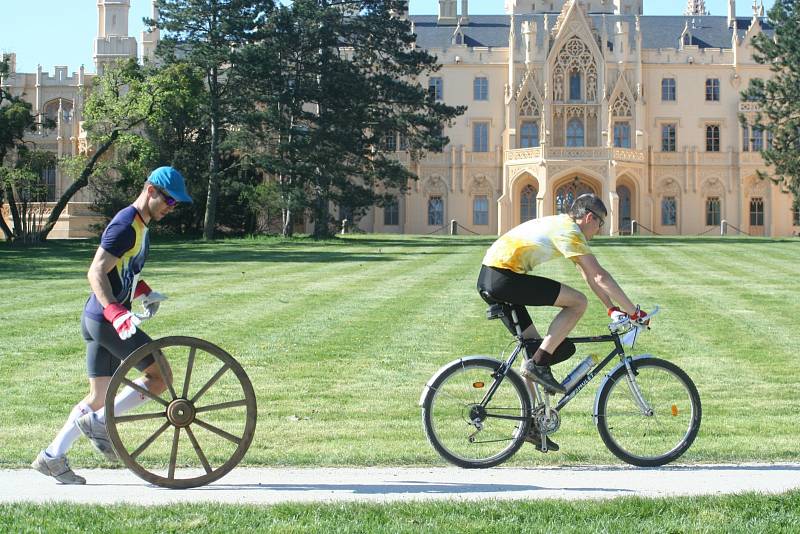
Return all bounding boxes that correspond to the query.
[105,336,257,489]
[427,362,527,465]
[601,363,696,462]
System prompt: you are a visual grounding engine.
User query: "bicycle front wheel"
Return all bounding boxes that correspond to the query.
[596,357,701,467]
[421,357,531,468]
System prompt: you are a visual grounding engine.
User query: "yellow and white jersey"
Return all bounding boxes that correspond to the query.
[482,214,591,273]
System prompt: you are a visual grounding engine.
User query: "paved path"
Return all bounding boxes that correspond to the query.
[2,464,799,505]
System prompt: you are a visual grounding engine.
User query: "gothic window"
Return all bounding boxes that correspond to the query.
[473,122,489,152]
[384,197,399,226]
[555,179,595,214]
[428,77,443,101]
[706,125,720,152]
[752,128,764,151]
[520,185,537,222]
[39,166,56,202]
[611,94,632,117]
[569,70,582,101]
[793,204,800,226]
[750,197,764,226]
[614,122,631,148]
[43,99,73,127]
[705,196,721,226]
[662,78,676,101]
[473,195,489,225]
[662,196,677,226]
[553,37,597,102]
[473,77,488,101]
[383,133,396,151]
[519,91,538,117]
[662,124,676,152]
[520,121,539,148]
[428,196,444,226]
[705,78,720,102]
[566,119,584,147]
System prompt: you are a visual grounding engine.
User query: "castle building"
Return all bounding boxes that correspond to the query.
[3,0,798,238]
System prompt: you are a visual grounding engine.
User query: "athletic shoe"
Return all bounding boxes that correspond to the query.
[76,413,117,462]
[521,361,566,394]
[31,450,86,485]
[524,433,560,452]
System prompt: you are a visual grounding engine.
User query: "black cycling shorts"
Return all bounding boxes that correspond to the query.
[81,312,155,378]
[476,264,561,336]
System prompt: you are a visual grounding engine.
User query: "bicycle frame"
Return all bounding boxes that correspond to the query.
[479,325,630,419]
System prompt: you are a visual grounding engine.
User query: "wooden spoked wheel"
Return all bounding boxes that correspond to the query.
[105,336,257,489]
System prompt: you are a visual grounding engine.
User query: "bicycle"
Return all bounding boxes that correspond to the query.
[420,301,701,468]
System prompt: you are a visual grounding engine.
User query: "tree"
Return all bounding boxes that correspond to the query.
[150,0,275,240]
[0,149,56,243]
[0,54,38,242]
[741,0,800,210]
[38,59,179,241]
[235,0,464,238]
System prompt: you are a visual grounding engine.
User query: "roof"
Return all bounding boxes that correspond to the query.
[409,15,774,51]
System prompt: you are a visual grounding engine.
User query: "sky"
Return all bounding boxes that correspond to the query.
[0,0,776,75]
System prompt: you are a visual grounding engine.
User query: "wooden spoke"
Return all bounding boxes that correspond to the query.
[114,411,166,423]
[185,426,212,475]
[123,378,170,407]
[130,421,171,460]
[193,417,242,445]
[168,427,180,480]
[155,352,178,401]
[190,364,230,404]
[195,399,248,414]
[181,347,196,399]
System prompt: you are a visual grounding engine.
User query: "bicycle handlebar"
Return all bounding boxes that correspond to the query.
[608,305,661,335]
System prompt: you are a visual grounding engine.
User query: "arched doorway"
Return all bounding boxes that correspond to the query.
[617,185,632,234]
[554,176,597,214]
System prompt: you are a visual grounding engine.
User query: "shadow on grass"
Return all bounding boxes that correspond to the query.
[592,236,800,247]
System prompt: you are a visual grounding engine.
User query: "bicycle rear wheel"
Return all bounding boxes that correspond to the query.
[421,357,531,468]
[596,357,701,467]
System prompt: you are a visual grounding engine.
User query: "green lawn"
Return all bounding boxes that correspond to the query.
[1,234,798,468]
[2,491,799,533]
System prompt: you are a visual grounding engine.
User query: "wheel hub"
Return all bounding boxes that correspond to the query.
[467,404,487,422]
[167,398,196,428]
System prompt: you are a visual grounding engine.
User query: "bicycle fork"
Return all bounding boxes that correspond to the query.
[623,358,654,416]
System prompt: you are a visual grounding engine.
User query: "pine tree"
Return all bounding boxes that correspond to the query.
[236,0,464,238]
[741,0,800,211]
[150,0,274,240]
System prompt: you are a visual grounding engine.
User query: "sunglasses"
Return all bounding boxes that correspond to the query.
[154,187,178,207]
[587,209,605,228]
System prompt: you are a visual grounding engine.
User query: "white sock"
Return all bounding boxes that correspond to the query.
[46,402,93,458]
[96,378,149,423]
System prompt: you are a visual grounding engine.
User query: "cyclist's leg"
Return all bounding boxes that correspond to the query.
[539,284,588,357]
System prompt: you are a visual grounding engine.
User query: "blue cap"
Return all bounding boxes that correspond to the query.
[146,166,192,203]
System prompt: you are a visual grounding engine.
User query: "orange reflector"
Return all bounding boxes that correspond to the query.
[671,404,679,416]
[473,381,485,389]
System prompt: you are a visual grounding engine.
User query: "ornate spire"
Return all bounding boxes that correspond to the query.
[685,0,709,16]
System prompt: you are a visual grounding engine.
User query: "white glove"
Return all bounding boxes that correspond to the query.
[608,306,629,324]
[132,280,167,319]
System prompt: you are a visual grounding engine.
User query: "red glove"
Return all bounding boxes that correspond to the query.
[631,308,650,326]
[103,302,141,340]
[133,280,152,299]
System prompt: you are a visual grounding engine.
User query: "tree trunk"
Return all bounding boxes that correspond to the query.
[36,131,119,241]
[312,184,330,239]
[5,185,22,239]
[281,208,294,237]
[202,68,221,241]
[0,202,13,242]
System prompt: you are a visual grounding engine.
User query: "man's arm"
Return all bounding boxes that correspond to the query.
[573,254,637,315]
[87,247,121,308]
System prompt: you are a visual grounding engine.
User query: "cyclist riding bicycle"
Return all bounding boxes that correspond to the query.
[477,193,648,401]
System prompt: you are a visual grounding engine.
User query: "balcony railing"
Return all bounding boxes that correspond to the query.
[504,146,646,164]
